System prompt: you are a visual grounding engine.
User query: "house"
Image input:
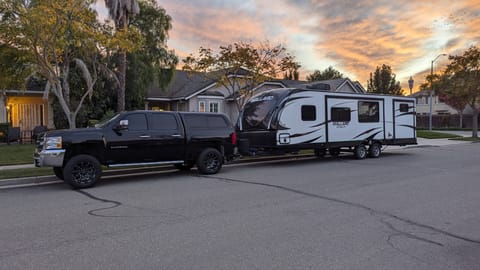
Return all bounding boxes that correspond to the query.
[0,84,53,141]
[409,90,471,115]
[146,69,366,122]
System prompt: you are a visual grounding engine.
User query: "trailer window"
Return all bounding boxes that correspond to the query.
[399,103,409,112]
[301,105,316,121]
[331,107,351,122]
[358,101,379,122]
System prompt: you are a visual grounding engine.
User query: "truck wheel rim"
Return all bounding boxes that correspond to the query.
[72,161,96,184]
[205,153,220,171]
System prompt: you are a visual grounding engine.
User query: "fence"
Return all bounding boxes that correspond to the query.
[416,115,479,129]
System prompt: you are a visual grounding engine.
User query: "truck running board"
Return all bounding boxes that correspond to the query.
[108,160,184,168]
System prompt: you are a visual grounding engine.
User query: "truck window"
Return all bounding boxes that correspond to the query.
[125,113,148,131]
[358,101,379,122]
[150,113,178,130]
[331,107,351,122]
[301,105,316,121]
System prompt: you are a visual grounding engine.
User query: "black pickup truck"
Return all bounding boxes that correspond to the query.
[34,111,237,188]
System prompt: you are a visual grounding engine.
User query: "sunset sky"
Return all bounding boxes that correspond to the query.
[95,0,480,92]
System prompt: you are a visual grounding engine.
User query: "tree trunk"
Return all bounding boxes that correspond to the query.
[472,109,479,138]
[116,15,127,112]
[117,51,126,112]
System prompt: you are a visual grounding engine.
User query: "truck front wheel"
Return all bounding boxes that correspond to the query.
[63,155,101,189]
[197,148,223,174]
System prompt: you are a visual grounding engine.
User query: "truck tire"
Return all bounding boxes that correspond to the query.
[63,154,101,189]
[174,163,194,171]
[196,148,223,174]
[53,167,64,180]
[368,143,381,158]
[354,145,368,159]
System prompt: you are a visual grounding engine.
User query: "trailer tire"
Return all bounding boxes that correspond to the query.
[368,143,381,158]
[174,163,194,171]
[314,148,326,158]
[197,148,223,174]
[63,155,101,189]
[354,145,368,159]
[53,167,64,180]
[329,148,340,157]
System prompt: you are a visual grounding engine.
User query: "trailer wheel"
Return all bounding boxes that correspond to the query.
[63,155,101,189]
[354,145,368,159]
[314,148,326,158]
[329,148,340,157]
[53,167,64,180]
[174,163,194,171]
[197,148,223,174]
[368,143,381,158]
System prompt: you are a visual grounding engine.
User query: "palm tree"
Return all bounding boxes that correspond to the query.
[104,0,140,112]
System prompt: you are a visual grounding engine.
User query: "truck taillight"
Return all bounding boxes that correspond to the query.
[231,132,237,145]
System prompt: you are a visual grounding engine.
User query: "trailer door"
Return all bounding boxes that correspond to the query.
[393,100,416,139]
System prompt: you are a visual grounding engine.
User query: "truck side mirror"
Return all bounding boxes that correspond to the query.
[114,119,129,132]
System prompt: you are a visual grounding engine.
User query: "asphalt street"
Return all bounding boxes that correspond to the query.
[0,143,479,269]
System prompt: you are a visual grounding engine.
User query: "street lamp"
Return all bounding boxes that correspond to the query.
[429,53,447,131]
[408,76,414,95]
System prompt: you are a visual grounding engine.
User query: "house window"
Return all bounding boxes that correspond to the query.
[331,107,351,122]
[199,101,206,112]
[209,102,219,113]
[358,101,379,122]
[301,105,316,121]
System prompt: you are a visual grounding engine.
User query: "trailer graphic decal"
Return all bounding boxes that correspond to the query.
[352,127,383,139]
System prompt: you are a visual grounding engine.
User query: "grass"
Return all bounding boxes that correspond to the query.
[0,167,53,180]
[0,144,36,165]
[416,130,462,139]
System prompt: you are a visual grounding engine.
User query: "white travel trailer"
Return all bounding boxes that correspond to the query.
[237,85,417,159]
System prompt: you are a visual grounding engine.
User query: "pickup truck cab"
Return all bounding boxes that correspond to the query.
[34,111,237,188]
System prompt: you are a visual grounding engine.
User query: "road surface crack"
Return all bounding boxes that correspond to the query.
[75,190,125,217]
[199,175,480,246]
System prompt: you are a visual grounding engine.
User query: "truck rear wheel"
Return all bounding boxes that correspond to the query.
[354,145,368,159]
[53,167,64,180]
[63,154,101,189]
[197,148,223,174]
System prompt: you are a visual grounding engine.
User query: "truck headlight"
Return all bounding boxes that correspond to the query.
[45,136,62,150]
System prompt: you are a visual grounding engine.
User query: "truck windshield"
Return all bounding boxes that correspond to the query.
[240,89,290,131]
[95,114,120,128]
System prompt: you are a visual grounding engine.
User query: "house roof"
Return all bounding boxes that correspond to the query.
[408,90,431,97]
[147,70,366,102]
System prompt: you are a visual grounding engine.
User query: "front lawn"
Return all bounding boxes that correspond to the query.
[416,130,461,139]
[0,144,36,165]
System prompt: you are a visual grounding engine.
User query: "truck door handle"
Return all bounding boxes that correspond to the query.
[171,134,181,137]
[139,135,151,138]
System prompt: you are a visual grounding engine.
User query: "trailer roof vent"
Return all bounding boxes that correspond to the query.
[304,83,331,91]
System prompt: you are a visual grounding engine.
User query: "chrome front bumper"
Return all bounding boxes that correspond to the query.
[34,149,66,167]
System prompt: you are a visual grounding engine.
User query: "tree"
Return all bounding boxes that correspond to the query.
[183,41,300,111]
[439,93,468,128]
[306,66,344,81]
[438,46,480,137]
[104,0,140,112]
[0,0,138,128]
[125,0,177,110]
[367,64,404,95]
[0,44,34,90]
